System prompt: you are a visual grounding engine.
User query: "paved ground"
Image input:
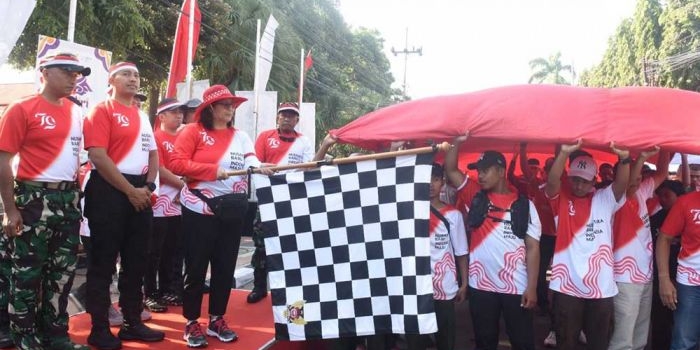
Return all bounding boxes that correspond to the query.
[66,237,583,350]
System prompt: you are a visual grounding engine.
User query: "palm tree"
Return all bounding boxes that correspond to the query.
[528,52,575,84]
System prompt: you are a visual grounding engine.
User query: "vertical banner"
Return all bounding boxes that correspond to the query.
[0,0,36,65]
[35,35,112,113]
[254,14,279,94]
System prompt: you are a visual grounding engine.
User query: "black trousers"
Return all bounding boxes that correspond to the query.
[145,215,183,297]
[84,171,152,329]
[469,287,535,350]
[552,291,614,350]
[537,235,556,309]
[406,299,456,350]
[182,207,242,320]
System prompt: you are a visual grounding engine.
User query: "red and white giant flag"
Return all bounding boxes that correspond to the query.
[166,0,201,98]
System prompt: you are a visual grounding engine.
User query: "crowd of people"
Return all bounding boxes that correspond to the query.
[1,51,700,350]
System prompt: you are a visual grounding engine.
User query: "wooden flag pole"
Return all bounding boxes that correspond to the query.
[226,141,452,176]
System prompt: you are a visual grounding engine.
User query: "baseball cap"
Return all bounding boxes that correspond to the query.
[39,53,91,76]
[156,98,185,114]
[277,102,300,115]
[184,98,202,109]
[568,155,597,181]
[467,151,506,170]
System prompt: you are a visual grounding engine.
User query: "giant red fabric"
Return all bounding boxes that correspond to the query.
[165,0,201,98]
[331,85,700,155]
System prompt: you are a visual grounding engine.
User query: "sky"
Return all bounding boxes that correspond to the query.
[338,0,638,99]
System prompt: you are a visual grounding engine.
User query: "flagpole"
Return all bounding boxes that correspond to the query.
[185,0,195,100]
[299,48,304,106]
[226,142,451,176]
[67,0,77,41]
[253,19,261,137]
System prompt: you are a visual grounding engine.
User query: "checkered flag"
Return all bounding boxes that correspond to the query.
[254,153,437,341]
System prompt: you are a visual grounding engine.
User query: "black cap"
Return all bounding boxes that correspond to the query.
[467,151,506,170]
[135,92,147,102]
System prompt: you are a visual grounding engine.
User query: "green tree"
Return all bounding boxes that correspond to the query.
[528,52,574,84]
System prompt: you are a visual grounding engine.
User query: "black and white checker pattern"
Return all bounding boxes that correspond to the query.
[254,153,437,341]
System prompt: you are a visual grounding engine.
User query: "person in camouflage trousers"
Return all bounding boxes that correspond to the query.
[0,53,90,350]
[0,231,13,348]
[5,184,83,350]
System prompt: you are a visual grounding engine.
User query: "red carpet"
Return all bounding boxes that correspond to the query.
[68,289,276,350]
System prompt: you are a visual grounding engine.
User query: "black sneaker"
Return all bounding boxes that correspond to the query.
[184,322,208,348]
[161,292,183,306]
[206,318,237,342]
[144,297,168,313]
[117,322,165,342]
[246,289,267,304]
[87,328,121,350]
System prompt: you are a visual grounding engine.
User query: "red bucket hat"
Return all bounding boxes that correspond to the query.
[193,85,248,122]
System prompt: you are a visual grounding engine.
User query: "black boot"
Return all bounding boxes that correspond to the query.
[0,308,13,349]
[246,268,268,303]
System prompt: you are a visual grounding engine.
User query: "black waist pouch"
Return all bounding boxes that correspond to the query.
[192,190,248,223]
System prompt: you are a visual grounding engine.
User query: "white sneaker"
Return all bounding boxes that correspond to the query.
[543,331,556,347]
[108,306,123,326]
[141,309,152,321]
[578,330,587,344]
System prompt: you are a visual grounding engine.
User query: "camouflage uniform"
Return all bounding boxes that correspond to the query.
[5,182,81,349]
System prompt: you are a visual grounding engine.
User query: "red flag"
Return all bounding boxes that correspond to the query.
[166,0,201,98]
[304,49,313,73]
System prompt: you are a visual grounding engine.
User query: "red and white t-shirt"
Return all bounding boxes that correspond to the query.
[153,129,181,217]
[613,178,655,284]
[457,181,542,295]
[429,204,468,300]
[254,129,314,166]
[659,191,700,286]
[83,100,156,175]
[171,123,260,215]
[0,95,82,181]
[549,185,625,298]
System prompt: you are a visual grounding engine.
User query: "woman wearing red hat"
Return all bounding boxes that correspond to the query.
[170,85,272,348]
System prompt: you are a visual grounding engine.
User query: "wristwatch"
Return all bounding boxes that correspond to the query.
[145,182,157,192]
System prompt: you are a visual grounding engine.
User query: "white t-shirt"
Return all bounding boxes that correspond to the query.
[549,185,626,298]
[466,191,542,295]
[429,204,468,300]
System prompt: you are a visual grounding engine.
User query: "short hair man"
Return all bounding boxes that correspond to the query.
[0,53,90,350]
[545,140,630,350]
[83,62,164,349]
[247,102,314,304]
[445,135,541,350]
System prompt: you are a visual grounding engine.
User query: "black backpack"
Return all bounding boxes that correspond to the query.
[466,190,530,239]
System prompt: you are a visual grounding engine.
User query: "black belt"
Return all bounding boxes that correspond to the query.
[18,180,78,191]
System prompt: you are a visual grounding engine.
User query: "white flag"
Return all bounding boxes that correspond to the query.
[0,0,37,65]
[254,14,278,93]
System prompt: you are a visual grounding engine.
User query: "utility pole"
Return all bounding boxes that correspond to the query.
[391,28,422,96]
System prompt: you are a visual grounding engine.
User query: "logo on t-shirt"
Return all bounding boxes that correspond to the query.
[692,209,700,224]
[113,113,130,127]
[199,131,215,146]
[34,113,56,130]
[267,137,280,148]
[568,200,576,216]
[162,141,174,153]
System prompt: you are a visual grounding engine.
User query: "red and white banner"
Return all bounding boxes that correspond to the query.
[166,0,201,98]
